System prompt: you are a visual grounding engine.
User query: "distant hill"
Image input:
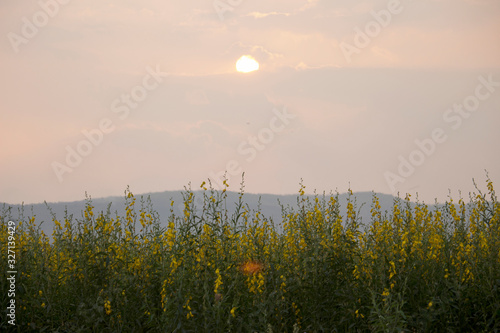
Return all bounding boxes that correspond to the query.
[1,190,432,237]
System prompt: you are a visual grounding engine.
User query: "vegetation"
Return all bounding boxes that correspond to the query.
[1,177,500,332]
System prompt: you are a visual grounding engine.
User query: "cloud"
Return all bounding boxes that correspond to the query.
[185,88,210,105]
[246,12,291,19]
[224,41,284,64]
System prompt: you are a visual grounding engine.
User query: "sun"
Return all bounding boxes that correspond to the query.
[236,55,259,73]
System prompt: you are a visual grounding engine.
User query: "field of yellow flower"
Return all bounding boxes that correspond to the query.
[1,178,499,332]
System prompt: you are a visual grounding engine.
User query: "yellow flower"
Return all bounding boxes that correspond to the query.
[214,268,223,294]
[428,301,433,309]
[184,298,193,319]
[41,303,46,308]
[389,261,396,280]
[104,300,112,315]
[231,307,236,317]
[39,290,43,297]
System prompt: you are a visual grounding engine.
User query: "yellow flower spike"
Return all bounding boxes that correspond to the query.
[214,268,223,294]
[103,300,112,315]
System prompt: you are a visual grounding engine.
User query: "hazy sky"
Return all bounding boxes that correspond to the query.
[1,0,499,204]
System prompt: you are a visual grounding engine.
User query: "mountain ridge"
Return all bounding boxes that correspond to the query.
[1,189,431,237]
